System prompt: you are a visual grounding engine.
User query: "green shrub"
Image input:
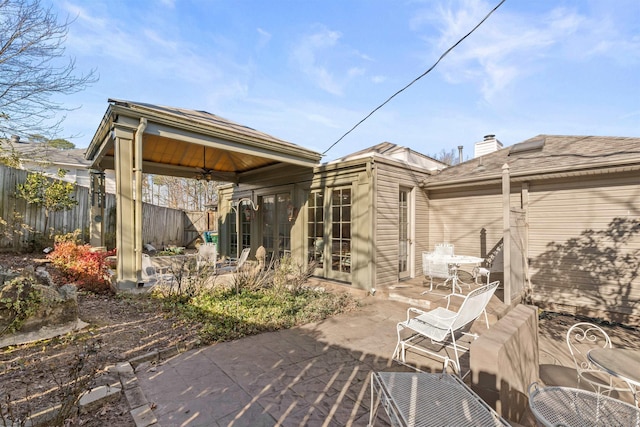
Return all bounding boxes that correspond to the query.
[0,276,42,336]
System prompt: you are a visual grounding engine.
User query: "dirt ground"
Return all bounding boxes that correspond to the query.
[1,253,639,426]
[0,253,201,426]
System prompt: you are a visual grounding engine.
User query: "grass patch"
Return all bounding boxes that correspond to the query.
[155,286,359,344]
[152,256,359,344]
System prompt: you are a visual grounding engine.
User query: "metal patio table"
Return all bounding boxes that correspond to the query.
[368,372,509,426]
[440,254,484,293]
[528,382,640,427]
[588,347,640,405]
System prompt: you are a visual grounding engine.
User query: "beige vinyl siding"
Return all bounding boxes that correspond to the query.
[415,187,430,277]
[526,174,640,318]
[428,185,503,259]
[374,161,431,288]
[375,165,400,288]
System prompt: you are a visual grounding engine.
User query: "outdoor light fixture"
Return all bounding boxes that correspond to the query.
[195,145,215,181]
[230,198,259,258]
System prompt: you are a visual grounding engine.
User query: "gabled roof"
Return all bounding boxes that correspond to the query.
[426,135,640,189]
[327,142,447,172]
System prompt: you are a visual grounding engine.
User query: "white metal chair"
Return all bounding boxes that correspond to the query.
[196,243,217,273]
[141,254,174,286]
[434,243,454,256]
[218,247,251,274]
[394,280,500,376]
[566,322,631,397]
[473,266,491,285]
[422,251,456,293]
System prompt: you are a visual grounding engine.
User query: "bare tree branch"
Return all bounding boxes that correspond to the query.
[0,0,97,139]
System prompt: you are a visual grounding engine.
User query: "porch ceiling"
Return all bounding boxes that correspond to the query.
[85,99,322,182]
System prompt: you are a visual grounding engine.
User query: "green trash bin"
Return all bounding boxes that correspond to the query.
[203,231,218,250]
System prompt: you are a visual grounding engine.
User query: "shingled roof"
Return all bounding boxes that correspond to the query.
[425,135,640,189]
[9,141,89,168]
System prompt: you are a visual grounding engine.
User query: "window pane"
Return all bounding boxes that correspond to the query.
[331,187,351,274]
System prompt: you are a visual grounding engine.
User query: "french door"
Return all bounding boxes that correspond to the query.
[261,192,292,260]
[328,187,352,281]
[307,186,352,282]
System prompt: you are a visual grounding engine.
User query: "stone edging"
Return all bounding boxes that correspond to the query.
[1,339,199,427]
[114,339,200,427]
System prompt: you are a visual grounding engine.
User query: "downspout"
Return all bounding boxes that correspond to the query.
[135,118,147,282]
[369,157,376,295]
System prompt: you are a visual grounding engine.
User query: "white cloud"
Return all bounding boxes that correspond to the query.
[159,0,175,8]
[257,28,272,49]
[291,25,375,96]
[59,1,252,107]
[413,1,609,102]
[371,75,387,84]
[411,0,640,104]
[59,1,107,29]
[292,26,344,95]
[348,67,365,78]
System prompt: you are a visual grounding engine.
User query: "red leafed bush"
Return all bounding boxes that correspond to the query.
[48,242,115,294]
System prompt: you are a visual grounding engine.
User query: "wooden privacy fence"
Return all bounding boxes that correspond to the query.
[0,165,189,251]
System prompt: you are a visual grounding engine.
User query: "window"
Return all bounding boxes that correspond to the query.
[307,191,324,268]
[331,188,351,273]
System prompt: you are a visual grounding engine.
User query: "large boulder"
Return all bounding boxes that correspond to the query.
[0,267,85,348]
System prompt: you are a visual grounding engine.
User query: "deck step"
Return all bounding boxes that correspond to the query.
[386,283,506,327]
[387,291,432,309]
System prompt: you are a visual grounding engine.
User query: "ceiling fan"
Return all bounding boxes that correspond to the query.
[195,145,214,181]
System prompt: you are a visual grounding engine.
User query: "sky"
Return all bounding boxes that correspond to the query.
[48,0,640,162]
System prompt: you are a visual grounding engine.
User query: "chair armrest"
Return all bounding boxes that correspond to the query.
[444,292,466,309]
[406,307,429,321]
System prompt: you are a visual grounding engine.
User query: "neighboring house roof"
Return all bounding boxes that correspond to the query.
[426,135,640,189]
[325,142,447,172]
[7,140,118,194]
[9,141,89,169]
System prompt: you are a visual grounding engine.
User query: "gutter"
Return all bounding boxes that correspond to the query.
[135,118,147,279]
[425,163,640,190]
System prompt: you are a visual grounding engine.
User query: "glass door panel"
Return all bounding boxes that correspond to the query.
[330,187,351,280]
[307,191,324,270]
[261,195,275,259]
[260,192,292,260]
[399,188,411,279]
[277,193,291,257]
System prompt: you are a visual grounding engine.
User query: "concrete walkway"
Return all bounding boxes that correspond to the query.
[134,298,442,427]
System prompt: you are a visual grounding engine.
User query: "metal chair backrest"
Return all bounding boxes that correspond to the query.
[566,322,612,374]
[452,281,500,331]
[435,243,454,256]
[141,254,156,281]
[198,244,217,263]
[427,254,452,279]
[423,251,452,279]
[237,247,251,269]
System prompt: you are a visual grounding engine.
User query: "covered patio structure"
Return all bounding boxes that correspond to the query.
[85,99,322,289]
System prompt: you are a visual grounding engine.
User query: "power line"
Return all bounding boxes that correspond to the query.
[322,0,507,156]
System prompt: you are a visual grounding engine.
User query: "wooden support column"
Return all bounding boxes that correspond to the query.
[113,124,137,289]
[502,164,511,303]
